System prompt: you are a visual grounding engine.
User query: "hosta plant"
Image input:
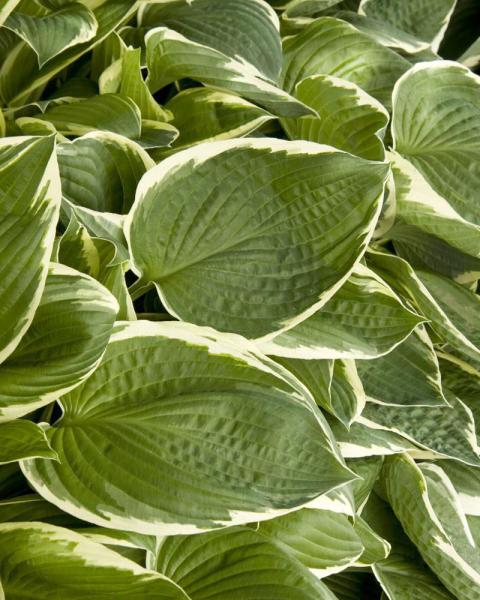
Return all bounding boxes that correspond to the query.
[0,0,480,598]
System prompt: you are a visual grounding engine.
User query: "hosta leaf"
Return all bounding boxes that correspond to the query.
[145,27,313,118]
[439,461,480,516]
[118,47,171,122]
[0,522,187,599]
[0,420,57,464]
[0,0,138,106]
[36,93,141,138]
[389,152,480,263]
[392,61,480,226]
[367,250,480,366]
[327,417,415,458]
[274,357,365,428]
[154,526,340,599]
[284,0,345,18]
[359,0,457,51]
[283,75,389,161]
[139,0,283,83]
[282,17,410,107]
[310,484,356,517]
[0,262,118,422]
[258,264,422,359]
[329,359,365,427]
[363,492,455,600]
[62,200,129,264]
[392,225,480,283]
[0,494,156,559]
[0,135,60,363]
[90,30,125,82]
[361,391,480,466]
[0,493,85,526]
[256,508,364,577]
[58,216,135,320]
[0,0,21,26]
[3,2,98,67]
[337,11,431,55]
[374,555,456,600]
[137,119,179,150]
[382,455,480,600]
[274,357,334,414]
[57,131,153,213]
[353,516,390,565]
[22,321,352,535]
[348,455,384,508]
[126,139,387,339]
[165,87,274,153]
[356,327,447,407]
[417,270,480,360]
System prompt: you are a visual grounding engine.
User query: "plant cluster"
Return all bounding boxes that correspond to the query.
[0,0,479,598]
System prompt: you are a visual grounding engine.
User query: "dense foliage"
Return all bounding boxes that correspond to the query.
[0,0,480,598]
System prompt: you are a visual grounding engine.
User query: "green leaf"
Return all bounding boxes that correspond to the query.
[57,130,153,212]
[391,224,480,283]
[368,250,480,366]
[36,93,142,138]
[0,0,21,26]
[0,420,57,464]
[439,461,480,516]
[258,264,422,359]
[4,2,98,67]
[389,151,480,265]
[118,47,170,122]
[327,417,416,458]
[0,135,60,363]
[58,215,135,320]
[90,30,125,82]
[282,17,410,107]
[0,0,138,106]
[417,270,480,361]
[0,493,85,526]
[164,87,274,153]
[0,522,187,599]
[145,27,313,118]
[356,327,447,407]
[283,75,389,161]
[363,492,455,600]
[139,0,283,83]
[382,455,480,600]
[361,391,480,466]
[0,262,118,422]
[154,525,340,599]
[359,0,457,51]
[22,321,352,535]
[329,359,365,427]
[348,455,384,508]
[353,516,390,565]
[392,61,480,226]
[126,139,388,339]
[274,356,334,414]
[374,555,456,600]
[337,11,432,54]
[62,200,130,264]
[256,508,364,577]
[284,0,345,18]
